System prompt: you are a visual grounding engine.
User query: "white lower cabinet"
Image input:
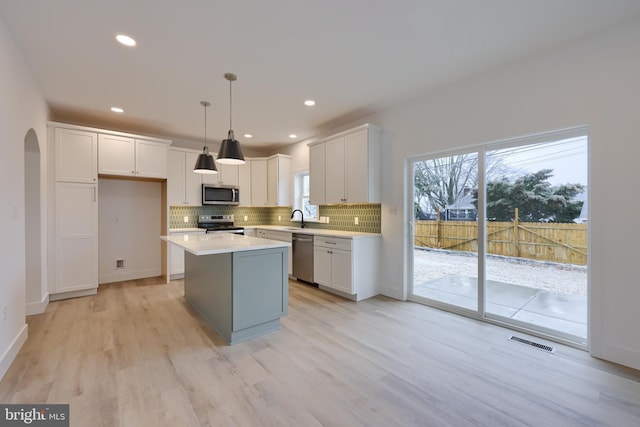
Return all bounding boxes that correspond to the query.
[314,235,380,301]
[53,182,98,295]
[257,229,292,275]
[169,230,206,279]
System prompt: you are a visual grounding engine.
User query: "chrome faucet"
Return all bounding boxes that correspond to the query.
[291,209,305,228]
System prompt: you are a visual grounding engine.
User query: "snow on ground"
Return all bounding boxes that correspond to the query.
[413,248,587,296]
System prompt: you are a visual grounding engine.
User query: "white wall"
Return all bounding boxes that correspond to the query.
[282,18,640,370]
[0,15,49,378]
[373,20,640,369]
[98,179,162,284]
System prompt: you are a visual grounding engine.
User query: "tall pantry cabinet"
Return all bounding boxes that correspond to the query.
[48,122,171,300]
[49,127,99,299]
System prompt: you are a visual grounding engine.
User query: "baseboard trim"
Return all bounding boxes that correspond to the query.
[100,268,162,285]
[49,288,97,301]
[379,284,404,300]
[0,324,28,380]
[26,292,49,316]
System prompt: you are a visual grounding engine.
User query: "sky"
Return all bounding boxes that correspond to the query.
[488,136,588,186]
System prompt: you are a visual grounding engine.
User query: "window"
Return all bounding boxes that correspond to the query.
[294,171,318,219]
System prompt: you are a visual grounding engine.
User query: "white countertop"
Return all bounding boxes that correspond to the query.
[253,225,381,239]
[162,233,290,256]
[169,227,206,233]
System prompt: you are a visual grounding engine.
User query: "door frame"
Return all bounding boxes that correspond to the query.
[406,126,590,349]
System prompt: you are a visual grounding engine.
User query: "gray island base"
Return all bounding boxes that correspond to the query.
[184,247,288,344]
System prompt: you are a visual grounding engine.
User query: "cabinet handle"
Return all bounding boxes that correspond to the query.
[93,187,96,202]
[324,241,337,245]
[131,171,135,174]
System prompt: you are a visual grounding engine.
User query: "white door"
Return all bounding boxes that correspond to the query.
[330,249,352,294]
[313,246,332,286]
[55,182,98,293]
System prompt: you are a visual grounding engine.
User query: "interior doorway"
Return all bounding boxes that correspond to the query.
[24,128,45,315]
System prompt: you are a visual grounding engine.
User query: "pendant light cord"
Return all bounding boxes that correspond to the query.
[201,100,210,154]
[229,78,233,130]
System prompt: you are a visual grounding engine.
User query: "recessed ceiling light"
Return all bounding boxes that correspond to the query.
[110,107,124,113]
[289,134,297,139]
[244,134,253,138]
[116,34,136,47]
[304,100,316,106]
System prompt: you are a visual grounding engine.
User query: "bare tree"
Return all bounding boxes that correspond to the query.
[414,153,513,218]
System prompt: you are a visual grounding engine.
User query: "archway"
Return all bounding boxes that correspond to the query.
[24,128,44,314]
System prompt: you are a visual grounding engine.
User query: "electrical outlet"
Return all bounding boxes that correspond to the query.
[354,217,359,225]
[183,216,189,223]
[326,217,330,224]
[116,258,125,269]
[278,215,282,221]
[244,215,248,221]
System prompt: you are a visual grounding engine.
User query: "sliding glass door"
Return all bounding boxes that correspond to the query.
[411,153,479,313]
[410,129,588,345]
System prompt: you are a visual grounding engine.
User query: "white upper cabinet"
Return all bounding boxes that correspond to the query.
[309,143,326,205]
[202,160,239,187]
[55,128,98,183]
[308,124,381,204]
[324,136,346,204]
[238,161,252,206]
[136,139,168,178]
[250,158,268,206]
[168,148,202,206]
[98,134,135,175]
[267,154,291,206]
[98,135,168,178]
[247,155,291,207]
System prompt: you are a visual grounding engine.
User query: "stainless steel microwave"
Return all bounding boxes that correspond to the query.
[202,184,240,205]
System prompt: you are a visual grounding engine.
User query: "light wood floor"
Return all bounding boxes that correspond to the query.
[2,278,640,426]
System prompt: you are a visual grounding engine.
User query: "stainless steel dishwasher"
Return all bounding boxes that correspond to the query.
[292,233,314,284]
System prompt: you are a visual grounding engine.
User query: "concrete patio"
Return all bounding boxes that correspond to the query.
[413,274,587,339]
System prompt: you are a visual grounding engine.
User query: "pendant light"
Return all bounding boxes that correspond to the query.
[217,73,246,165]
[194,101,218,174]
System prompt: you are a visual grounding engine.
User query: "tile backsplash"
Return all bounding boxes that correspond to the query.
[169,203,381,233]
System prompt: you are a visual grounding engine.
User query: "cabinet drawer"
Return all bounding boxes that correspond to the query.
[264,230,292,242]
[314,236,351,251]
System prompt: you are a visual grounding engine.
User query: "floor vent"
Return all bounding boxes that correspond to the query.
[509,335,555,353]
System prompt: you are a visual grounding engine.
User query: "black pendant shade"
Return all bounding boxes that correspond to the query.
[217,130,245,165]
[194,101,218,174]
[194,148,217,174]
[216,73,246,165]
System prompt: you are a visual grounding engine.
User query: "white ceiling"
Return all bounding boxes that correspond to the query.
[2,1,640,150]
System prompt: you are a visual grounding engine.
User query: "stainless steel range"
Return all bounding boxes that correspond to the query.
[198,215,244,234]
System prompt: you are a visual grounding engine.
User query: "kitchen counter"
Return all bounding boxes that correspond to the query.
[162,233,288,345]
[162,233,290,256]
[253,225,380,239]
[169,227,206,233]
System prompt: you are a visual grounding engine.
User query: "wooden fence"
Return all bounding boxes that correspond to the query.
[414,215,587,265]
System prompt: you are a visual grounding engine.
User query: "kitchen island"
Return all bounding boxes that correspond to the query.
[161,233,289,344]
